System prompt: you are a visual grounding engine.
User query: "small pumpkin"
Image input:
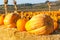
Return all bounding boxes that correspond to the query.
[0,14,5,25]
[16,18,27,31]
[4,13,20,28]
[50,15,58,30]
[25,14,54,35]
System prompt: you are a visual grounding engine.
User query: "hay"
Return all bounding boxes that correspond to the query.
[0,26,60,40]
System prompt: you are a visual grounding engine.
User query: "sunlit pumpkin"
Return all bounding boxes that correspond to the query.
[0,14,5,25]
[4,13,20,28]
[16,18,27,31]
[5,23,16,28]
[25,14,54,35]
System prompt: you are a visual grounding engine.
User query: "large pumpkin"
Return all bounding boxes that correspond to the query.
[16,18,27,31]
[4,13,20,28]
[25,14,54,35]
[0,14,5,25]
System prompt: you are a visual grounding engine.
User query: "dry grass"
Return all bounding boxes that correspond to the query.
[0,26,59,40]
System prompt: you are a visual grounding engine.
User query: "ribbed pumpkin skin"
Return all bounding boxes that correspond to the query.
[25,14,54,35]
[4,13,20,28]
[16,18,27,31]
[0,14,5,25]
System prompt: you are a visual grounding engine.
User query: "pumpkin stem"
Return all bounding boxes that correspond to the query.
[4,0,8,15]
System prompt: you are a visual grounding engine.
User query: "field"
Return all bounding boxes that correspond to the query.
[0,1,60,40]
[0,9,60,40]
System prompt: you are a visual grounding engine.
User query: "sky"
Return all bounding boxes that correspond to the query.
[0,0,57,5]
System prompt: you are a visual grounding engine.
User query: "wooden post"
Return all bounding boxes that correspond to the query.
[47,2,51,13]
[13,0,24,18]
[4,0,8,14]
[13,0,18,13]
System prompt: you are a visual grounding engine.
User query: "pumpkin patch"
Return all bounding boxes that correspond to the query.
[0,11,59,35]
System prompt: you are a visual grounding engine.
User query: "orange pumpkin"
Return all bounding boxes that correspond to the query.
[25,14,54,35]
[0,14,5,25]
[54,18,58,30]
[4,13,20,28]
[57,16,60,30]
[50,15,58,30]
[16,18,27,31]
[5,23,16,28]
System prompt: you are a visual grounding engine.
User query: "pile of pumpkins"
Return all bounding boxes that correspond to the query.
[0,13,58,35]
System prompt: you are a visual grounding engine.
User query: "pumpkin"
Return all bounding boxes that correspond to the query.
[5,23,16,28]
[0,14,5,25]
[4,13,20,28]
[16,18,27,31]
[25,14,54,35]
[53,17,58,30]
[50,15,58,30]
